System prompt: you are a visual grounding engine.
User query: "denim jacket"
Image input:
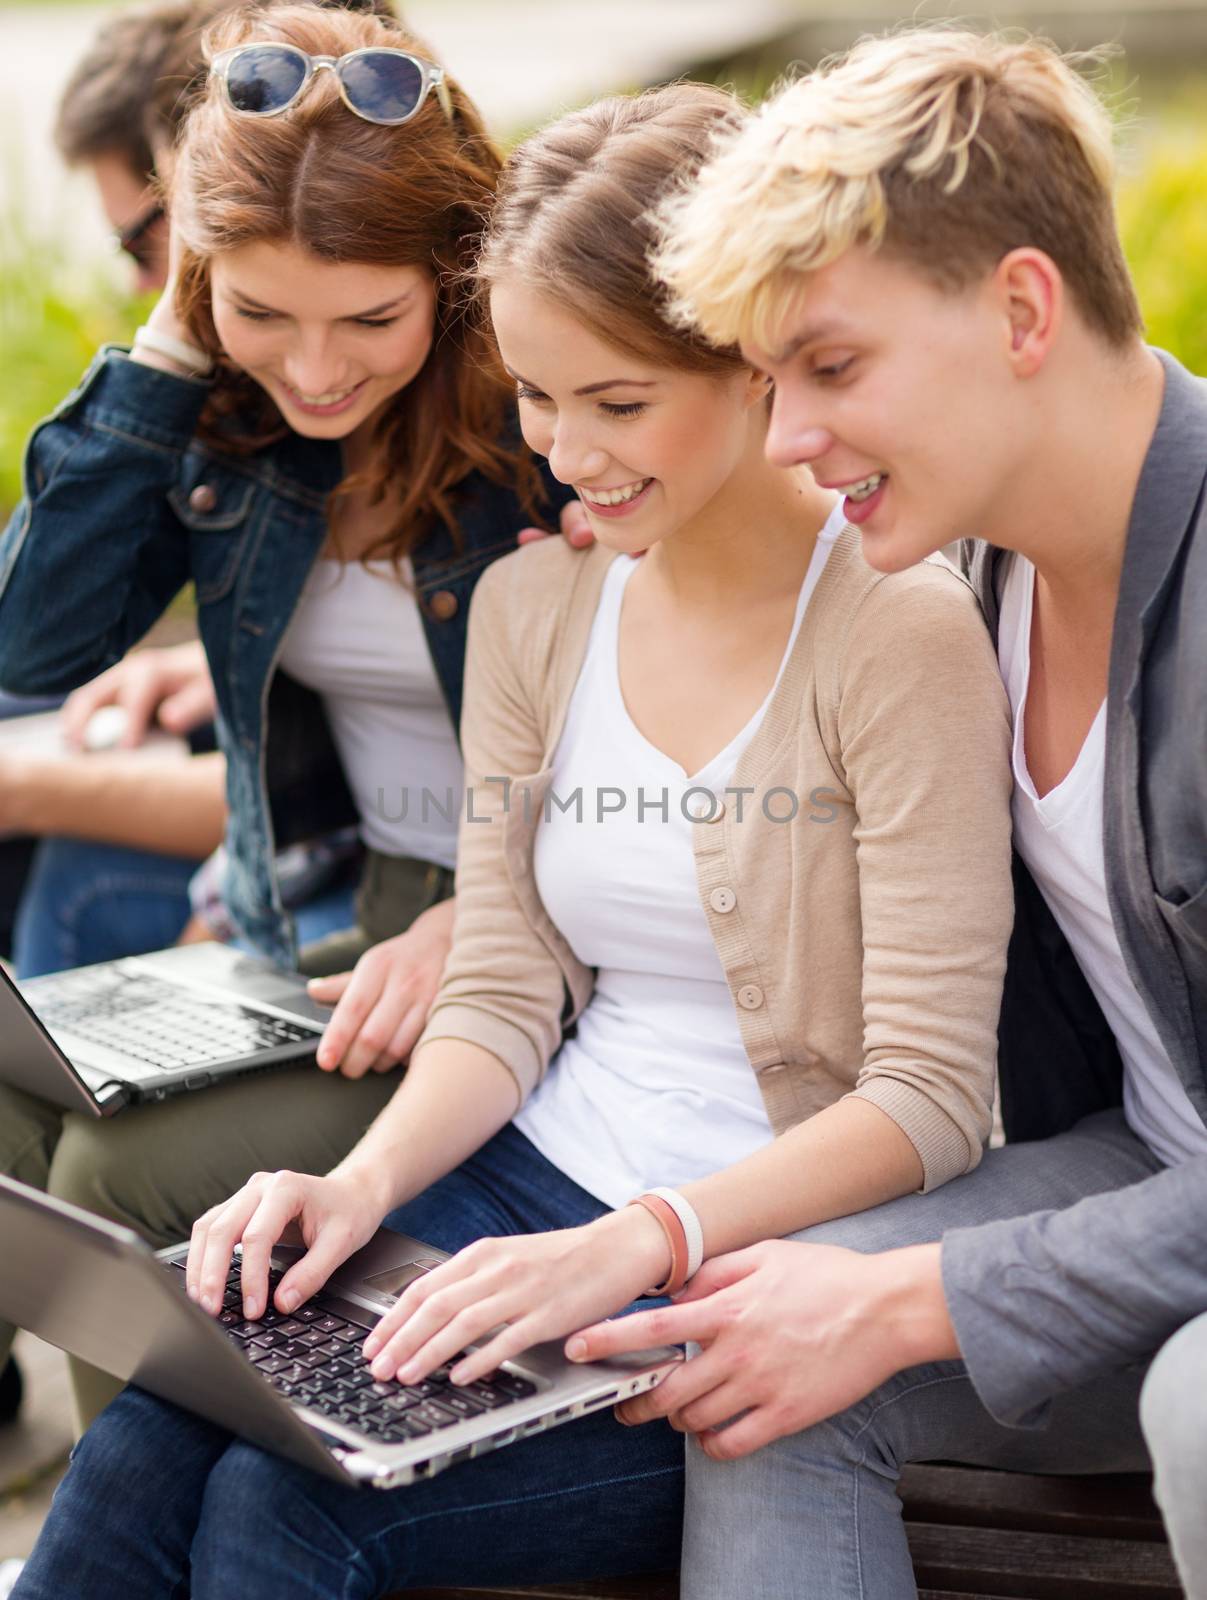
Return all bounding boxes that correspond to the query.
[0,349,571,965]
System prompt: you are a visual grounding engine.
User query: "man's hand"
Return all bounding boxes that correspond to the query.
[306,897,456,1078]
[518,498,593,549]
[60,642,216,748]
[564,1240,958,1460]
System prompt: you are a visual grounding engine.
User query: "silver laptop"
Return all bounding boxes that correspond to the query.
[0,1176,682,1488]
[4,943,330,1116]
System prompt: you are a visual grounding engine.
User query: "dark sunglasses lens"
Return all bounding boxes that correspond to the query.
[339,51,424,122]
[225,46,308,114]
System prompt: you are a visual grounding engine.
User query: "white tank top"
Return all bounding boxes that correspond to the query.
[998,552,1207,1167]
[514,504,845,1205]
[277,559,462,869]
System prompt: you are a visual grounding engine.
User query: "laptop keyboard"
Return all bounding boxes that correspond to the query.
[30,968,317,1074]
[174,1263,537,1444]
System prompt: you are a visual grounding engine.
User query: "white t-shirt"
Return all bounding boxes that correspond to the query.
[998,553,1207,1167]
[514,505,845,1205]
[277,559,463,869]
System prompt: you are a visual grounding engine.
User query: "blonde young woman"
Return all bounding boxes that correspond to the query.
[13,84,1012,1599]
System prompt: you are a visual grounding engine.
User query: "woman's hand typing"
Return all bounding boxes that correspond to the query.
[359,1204,672,1388]
[186,1166,390,1323]
[307,895,455,1078]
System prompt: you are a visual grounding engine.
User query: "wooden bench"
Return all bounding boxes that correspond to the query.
[395,1466,1183,1600]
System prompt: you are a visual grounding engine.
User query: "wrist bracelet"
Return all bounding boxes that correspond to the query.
[132,324,214,378]
[646,1187,704,1280]
[628,1193,689,1297]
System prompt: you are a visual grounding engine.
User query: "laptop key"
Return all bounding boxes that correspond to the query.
[292,1307,321,1323]
[297,1329,329,1348]
[256,1356,288,1376]
[491,1374,538,1400]
[382,1392,421,1414]
[385,1417,429,1441]
[441,1391,487,1419]
[250,1331,284,1349]
[233,1321,266,1340]
[410,1400,461,1430]
[463,1382,516,1410]
[313,1316,346,1335]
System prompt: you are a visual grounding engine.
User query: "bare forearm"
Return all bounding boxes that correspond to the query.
[5,750,225,857]
[680,1096,925,1259]
[327,1039,521,1218]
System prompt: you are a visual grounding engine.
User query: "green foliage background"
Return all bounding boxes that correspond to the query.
[1,116,1205,523]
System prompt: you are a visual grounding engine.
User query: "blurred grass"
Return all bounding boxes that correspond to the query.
[0,201,151,514]
[2,80,1206,523]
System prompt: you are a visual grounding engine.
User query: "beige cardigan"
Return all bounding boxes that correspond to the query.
[416,529,1014,1191]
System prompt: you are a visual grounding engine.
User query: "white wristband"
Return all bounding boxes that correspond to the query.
[132,324,214,378]
[646,1187,704,1280]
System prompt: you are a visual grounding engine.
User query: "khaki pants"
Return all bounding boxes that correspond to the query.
[0,849,453,1429]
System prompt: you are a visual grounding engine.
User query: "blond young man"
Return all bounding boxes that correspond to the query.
[570,30,1207,1598]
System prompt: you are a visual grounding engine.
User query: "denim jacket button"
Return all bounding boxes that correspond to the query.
[428,589,458,622]
[189,483,218,513]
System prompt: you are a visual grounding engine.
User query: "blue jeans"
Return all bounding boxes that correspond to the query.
[13,837,358,978]
[14,1124,684,1600]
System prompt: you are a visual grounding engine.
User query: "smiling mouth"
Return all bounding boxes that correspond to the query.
[281,380,367,408]
[841,472,885,502]
[577,478,653,508]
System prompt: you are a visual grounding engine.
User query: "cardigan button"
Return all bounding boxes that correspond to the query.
[428,589,459,622]
[188,483,218,513]
[709,887,736,914]
[737,984,764,1010]
[686,792,725,823]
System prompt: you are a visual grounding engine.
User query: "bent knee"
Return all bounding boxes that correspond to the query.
[49,1116,182,1244]
[1140,1314,1207,1474]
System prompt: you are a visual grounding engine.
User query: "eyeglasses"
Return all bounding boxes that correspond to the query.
[210,43,452,126]
[111,199,167,273]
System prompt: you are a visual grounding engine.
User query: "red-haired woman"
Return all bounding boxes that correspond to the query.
[0,2,576,1422]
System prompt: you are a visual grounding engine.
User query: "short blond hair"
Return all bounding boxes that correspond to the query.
[653,28,1141,351]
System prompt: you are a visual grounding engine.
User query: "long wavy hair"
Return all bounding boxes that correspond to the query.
[172,3,545,559]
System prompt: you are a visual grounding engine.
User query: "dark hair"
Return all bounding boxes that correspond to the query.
[174,3,542,559]
[477,85,749,378]
[54,0,399,178]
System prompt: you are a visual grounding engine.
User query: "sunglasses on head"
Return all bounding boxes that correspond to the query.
[211,43,452,126]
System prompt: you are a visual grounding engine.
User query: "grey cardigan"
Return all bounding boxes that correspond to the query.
[943,349,1207,1424]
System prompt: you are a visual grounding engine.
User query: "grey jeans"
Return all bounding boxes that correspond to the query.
[681,1109,1207,1600]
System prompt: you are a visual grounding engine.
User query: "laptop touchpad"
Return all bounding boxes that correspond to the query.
[362,1259,444,1299]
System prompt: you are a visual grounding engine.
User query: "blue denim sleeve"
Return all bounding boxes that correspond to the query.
[941,1153,1207,1427]
[0,347,211,695]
